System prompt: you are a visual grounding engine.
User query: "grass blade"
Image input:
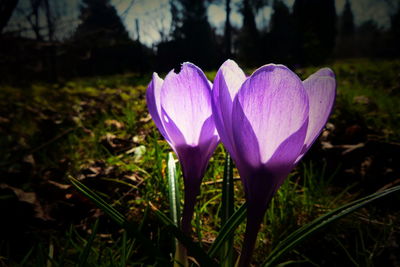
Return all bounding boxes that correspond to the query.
[69,176,125,225]
[69,176,168,264]
[167,152,186,266]
[263,185,400,267]
[149,202,217,267]
[79,219,99,267]
[120,231,127,267]
[167,152,181,228]
[220,153,235,266]
[19,247,34,265]
[208,202,247,258]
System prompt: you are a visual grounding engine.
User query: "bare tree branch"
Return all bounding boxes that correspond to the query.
[120,0,136,18]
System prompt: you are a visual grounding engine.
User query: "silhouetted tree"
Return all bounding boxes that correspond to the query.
[341,0,354,36]
[391,3,400,56]
[268,0,294,63]
[25,0,44,40]
[70,0,149,75]
[169,0,181,39]
[237,0,261,66]
[0,0,19,34]
[0,0,75,81]
[73,0,130,45]
[335,0,355,58]
[356,20,384,57]
[2,0,75,41]
[292,0,337,65]
[224,0,232,58]
[159,0,218,69]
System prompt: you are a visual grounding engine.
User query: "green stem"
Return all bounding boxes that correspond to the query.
[174,242,189,267]
[221,153,235,266]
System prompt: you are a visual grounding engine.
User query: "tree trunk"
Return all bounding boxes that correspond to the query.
[224,0,232,58]
[0,0,19,34]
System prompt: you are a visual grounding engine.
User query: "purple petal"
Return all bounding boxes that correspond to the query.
[146,73,169,141]
[160,63,213,146]
[175,117,219,235]
[175,118,219,183]
[233,64,309,164]
[231,99,261,168]
[173,144,204,234]
[299,68,336,157]
[161,107,187,149]
[313,67,335,78]
[198,116,220,158]
[215,60,247,99]
[169,120,219,235]
[212,60,246,158]
[265,118,309,187]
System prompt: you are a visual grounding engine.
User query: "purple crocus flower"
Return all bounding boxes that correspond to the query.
[146,62,219,235]
[212,60,336,266]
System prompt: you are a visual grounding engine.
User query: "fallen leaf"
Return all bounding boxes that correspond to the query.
[0,184,53,221]
[139,114,152,123]
[104,119,124,129]
[353,95,370,105]
[47,180,71,190]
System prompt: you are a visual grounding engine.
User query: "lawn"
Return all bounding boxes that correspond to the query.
[1,58,399,266]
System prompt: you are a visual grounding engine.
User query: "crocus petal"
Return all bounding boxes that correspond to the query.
[212,60,246,157]
[231,102,261,168]
[233,64,309,164]
[198,116,220,159]
[160,107,187,149]
[146,73,169,141]
[313,67,335,78]
[216,59,247,99]
[299,68,336,157]
[174,117,219,235]
[160,63,212,146]
[174,116,219,180]
[265,117,309,188]
[174,116,219,186]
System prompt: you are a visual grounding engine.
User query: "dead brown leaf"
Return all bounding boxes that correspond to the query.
[0,184,53,221]
[104,119,125,129]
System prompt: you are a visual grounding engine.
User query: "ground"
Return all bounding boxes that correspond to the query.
[0,58,399,266]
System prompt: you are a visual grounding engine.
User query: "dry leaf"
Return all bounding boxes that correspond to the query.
[104,119,124,129]
[0,184,53,221]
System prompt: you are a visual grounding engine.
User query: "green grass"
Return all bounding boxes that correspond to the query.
[1,59,399,266]
[298,58,400,141]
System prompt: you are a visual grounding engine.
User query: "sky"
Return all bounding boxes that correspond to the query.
[6,0,397,46]
[113,0,395,46]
